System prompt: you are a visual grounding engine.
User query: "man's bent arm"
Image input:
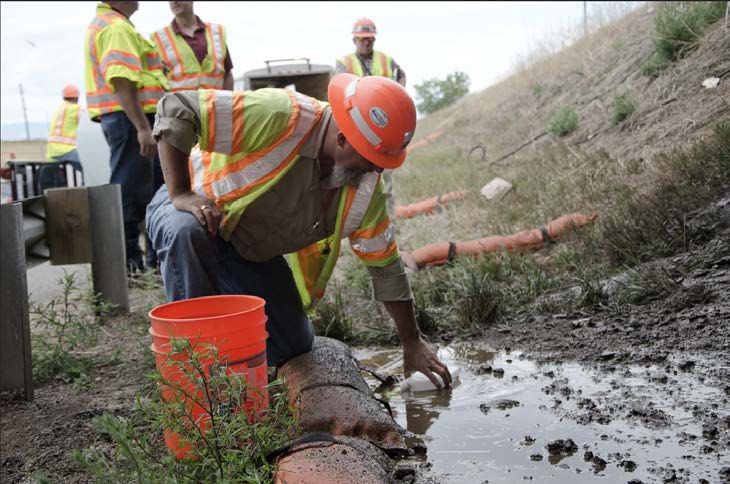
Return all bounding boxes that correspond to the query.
[154,92,220,232]
[110,77,156,158]
[383,299,452,389]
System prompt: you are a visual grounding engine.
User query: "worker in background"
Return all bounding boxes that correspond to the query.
[41,84,84,190]
[335,17,407,223]
[84,1,169,273]
[152,1,234,92]
[47,85,83,169]
[146,74,452,389]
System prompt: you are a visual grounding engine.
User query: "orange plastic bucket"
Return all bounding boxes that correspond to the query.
[148,295,269,459]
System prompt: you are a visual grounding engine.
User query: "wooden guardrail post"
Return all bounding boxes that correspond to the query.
[0,203,34,401]
[88,185,129,311]
[44,185,129,311]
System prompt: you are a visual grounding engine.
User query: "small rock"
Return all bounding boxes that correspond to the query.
[591,455,607,472]
[522,435,536,446]
[619,460,637,472]
[600,351,616,360]
[394,466,416,480]
[702,424,719,439]
[529,453,543,461]
[720,467,730,481]
[492,368,505,377]
[702,77,720,89]
[546,438,578,456]
[678,360,695,371]
[583,450,594,461]
[476,364,492,374]
[412,443,427,455]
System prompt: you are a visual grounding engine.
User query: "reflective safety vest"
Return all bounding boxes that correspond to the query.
[84,3,169,121]
[46,101,80,159]
[338,51,394,79]
[190,88,399,309]
[152,22,227,91]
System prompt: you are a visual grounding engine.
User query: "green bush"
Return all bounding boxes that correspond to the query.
[612,95,636,125]
[642,1,727,76]
[75,338,299,482]
[30,271,113,384]
[548,106,578,136]
[531,83,544,100]
[414,71,471,115]
[600,121,730,264]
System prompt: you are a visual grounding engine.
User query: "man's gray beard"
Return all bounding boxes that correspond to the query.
[321,164,364,189]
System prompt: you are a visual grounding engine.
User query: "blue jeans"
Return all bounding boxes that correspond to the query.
[52,149,83,172]
[100,111,163,271]
[145,185,314,366]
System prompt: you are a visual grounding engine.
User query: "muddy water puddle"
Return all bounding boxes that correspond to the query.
[353,344,727,483]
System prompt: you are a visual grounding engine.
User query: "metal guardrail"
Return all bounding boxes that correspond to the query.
[8,160,83,201]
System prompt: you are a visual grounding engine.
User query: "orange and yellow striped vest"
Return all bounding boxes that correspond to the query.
[152,22,227,91]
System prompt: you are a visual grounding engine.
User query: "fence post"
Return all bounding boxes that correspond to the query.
[0,203,33,401]
[88,184,129,311]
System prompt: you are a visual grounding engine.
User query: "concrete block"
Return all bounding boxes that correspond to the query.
[480,177,513,202]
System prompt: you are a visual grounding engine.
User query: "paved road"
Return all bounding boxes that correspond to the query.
[26,262,91,304]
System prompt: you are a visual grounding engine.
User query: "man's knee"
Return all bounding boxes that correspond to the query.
[159,214,211,260]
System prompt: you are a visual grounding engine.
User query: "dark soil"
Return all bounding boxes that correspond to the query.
[479,202,730,481]
[0,291,157,483]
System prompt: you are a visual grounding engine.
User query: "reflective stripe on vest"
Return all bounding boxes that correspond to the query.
[47,101,81,159]
[287,171,382,309]
[190,89,324,234]
[85,6,167,120]
[339,51,394,79]
[192,90,319,199]
[152,23,226,91]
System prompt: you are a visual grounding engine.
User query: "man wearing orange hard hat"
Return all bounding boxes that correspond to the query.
[47,84,83,166]
[336,17,407,222]
[145,74,452,388]
[41,84,85,190]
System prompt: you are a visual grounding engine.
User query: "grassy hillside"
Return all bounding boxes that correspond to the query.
[317,2,730,344]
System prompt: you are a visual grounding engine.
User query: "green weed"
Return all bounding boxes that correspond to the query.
[531,83,544,99]
[312,287,354,342]
[548,106,578,136]
[611,95,636,125]
[30,271,103,384]
[642,1,727,75]
[600,121,730,265]
[75,338,299,482]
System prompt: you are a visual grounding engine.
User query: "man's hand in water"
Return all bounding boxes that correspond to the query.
[403,338,452,389]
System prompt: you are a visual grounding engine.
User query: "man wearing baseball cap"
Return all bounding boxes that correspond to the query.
[146,74,451,388]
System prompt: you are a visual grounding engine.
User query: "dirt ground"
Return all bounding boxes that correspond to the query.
[2,205,728,483]
[1,6,728,479]
[0,287,159,483]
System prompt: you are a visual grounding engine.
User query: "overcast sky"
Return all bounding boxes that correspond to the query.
[1,1,639,126]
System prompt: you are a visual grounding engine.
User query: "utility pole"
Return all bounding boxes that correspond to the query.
[19,84,30,141]
[583,1,588,38]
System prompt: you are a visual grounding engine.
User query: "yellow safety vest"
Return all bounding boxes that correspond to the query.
[46,101,80,159]
[191,88,399,309]
[84,3,169,121]
[152,22,227,91]
[338,51,395,79]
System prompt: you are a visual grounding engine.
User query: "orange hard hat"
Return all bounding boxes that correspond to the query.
[352,17,377,38]
[328,73,416,169]
[62,84,79,99]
